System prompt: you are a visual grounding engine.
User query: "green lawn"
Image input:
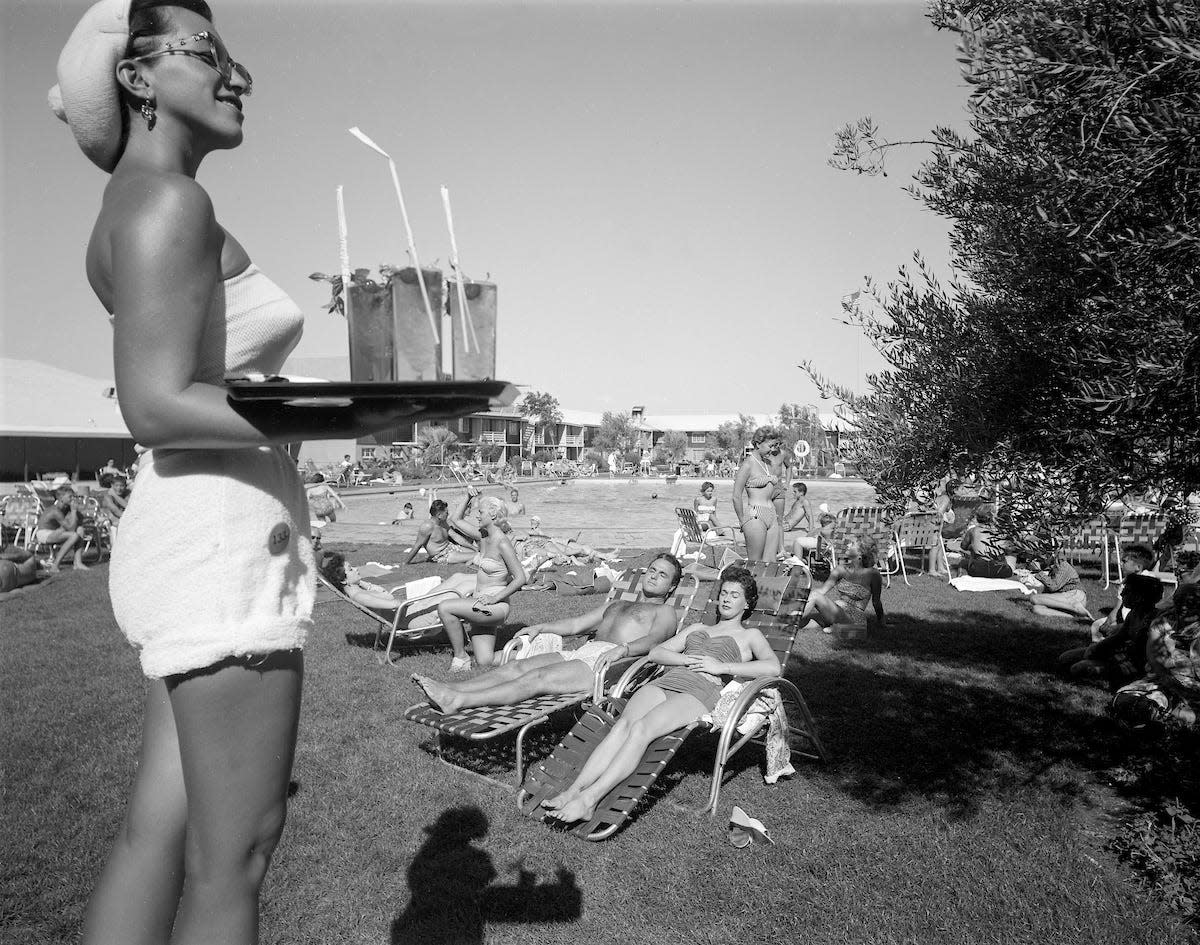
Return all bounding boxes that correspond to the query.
[2,546,1194,945]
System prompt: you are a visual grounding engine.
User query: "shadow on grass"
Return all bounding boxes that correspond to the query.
[391,806,581,944]
[789,608,1129,818]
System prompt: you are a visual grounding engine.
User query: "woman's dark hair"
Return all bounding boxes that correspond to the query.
[719,564,759,618]
[1122,573,1164,612]
[793,482,807,495]
[317,550,347,589]
[118,1,216,158]
[700,481,714,492]
[855,535,878,567]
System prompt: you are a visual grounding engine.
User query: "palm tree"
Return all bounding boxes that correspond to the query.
[416,426,459,471]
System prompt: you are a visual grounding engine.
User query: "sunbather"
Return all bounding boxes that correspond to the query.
[318,551,468,611]
[35,486,89,572]
[1089,544,1155,641]
[955,506,1016,578]
[410,553,684,713]
[693,481,736,540]
[1057,574,1163,686]
[403,496,479,565]
[1027,551,1092,620]
[802,535,885,631]
[540,565,781,824]
[1112,582,1200,730]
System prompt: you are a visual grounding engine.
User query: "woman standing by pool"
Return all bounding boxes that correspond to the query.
[732,426,784,561]
[52,2,416,941]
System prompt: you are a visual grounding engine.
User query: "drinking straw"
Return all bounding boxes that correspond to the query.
[440,185,480,354]
[336,185,352,320]
[347,126,448,376]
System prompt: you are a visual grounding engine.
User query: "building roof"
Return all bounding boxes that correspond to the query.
[1,358,130,437]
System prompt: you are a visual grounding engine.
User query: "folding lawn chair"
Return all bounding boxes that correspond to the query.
[517,561,827,840]
[832,505,894,584]
[670,507,735,566]
[316,572,461,664]
[402,568,700,791]
[891,512,949,585]
[1065,517,1115,587]
[1114,512,1169,580]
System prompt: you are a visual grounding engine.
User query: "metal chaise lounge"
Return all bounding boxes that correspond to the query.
[402,568,700,790]
[316,572,460,663]
[516,561,828,840]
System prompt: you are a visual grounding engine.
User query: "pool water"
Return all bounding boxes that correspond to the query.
[338,478,876,548]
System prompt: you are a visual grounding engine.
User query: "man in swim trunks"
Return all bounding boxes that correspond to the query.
[403,498,479,565]
[411,553,685,713]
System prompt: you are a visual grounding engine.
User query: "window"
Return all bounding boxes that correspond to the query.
[690,432,707,445]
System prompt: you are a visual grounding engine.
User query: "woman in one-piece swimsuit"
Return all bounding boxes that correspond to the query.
[733,426,784,561]
[803,535,886,633]
[63,4,420,940]
[542,566,781,825]
[434,492,527,671]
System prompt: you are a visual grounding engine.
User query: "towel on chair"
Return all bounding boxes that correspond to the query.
[705,682,795,784]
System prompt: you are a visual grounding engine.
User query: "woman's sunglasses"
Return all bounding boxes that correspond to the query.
[130,30,252,94]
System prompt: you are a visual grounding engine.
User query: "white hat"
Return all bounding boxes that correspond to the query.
[47,0,134,172]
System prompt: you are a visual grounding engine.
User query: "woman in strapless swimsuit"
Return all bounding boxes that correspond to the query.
[435,492,527,671]
[59,4,423,940]
[732,426,784,561]
[802,535,886,632]
[542,566,781,825]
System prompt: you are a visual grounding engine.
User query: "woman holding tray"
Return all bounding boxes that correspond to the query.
[542,566,780,825]
[50,2,420,941]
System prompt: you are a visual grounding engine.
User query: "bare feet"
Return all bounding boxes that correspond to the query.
[410,674,463,713]
[543,794,596,824]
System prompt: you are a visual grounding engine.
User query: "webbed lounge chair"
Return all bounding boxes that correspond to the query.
[670,507,736,566]
[402,569,700,790]
[517,561,827,840]
[891,512,949,585]
[316,572,460,664]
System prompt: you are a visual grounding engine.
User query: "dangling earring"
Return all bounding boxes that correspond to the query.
[140,100,156,130]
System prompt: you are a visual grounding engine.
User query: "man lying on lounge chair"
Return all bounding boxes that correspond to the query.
[411,553,684,713]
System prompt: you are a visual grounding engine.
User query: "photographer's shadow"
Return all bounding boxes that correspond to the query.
[391,806,581,944]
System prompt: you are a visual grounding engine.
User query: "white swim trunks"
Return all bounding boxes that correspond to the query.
[562,640,620,672]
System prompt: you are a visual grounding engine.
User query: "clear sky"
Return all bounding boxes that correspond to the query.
[2,0,968,416]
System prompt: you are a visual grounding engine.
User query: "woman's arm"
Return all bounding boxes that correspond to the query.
[870,571,886,626]
[731,461,751,523]
[111,179,415,449]
[648,627,700,666]
[818,566,846,597]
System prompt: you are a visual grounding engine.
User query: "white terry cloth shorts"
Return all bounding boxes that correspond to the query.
[562,640,621,672]
[109,445,316,678]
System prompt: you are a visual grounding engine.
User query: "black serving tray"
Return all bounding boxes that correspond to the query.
[226,378,518,420]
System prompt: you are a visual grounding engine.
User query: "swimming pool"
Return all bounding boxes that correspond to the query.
[337,477,876,548]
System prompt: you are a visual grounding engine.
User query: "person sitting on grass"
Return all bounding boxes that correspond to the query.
[411,553,684,712]
[403,496,479,566]
[1089,544,1156,642]
[1027,550,1092,620]
[34,486,89,573]
[1057,573,1164,687]
[802,534,885,633]
[1111,582,1200,731]
[432,493,527,672]
[539,566,780,825]
[955,506,1016,579]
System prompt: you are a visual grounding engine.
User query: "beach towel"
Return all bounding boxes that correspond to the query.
[705,682,794,784]
[950,576,1035,595]
[552,567,614,597]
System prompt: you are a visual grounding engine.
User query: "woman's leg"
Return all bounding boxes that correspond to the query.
[742,518,767,561]
[82,680,188,945]
[545,687,707,823]
[1030,591,1091,619]
[435,599,508,664]
[802,590,847,628]
[167,650,303,945]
